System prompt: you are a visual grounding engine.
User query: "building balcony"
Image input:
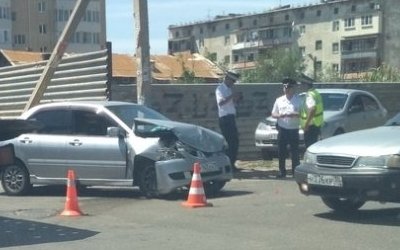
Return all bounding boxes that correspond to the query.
[232,37,292,50]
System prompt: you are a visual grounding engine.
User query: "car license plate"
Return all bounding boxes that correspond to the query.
[201,162,218,172]
[307,174,343,187]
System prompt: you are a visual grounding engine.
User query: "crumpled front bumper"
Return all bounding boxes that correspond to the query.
[154,155,233,195]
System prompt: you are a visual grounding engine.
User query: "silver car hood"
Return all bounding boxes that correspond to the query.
[134,118,225,152]
[309,126,400,156]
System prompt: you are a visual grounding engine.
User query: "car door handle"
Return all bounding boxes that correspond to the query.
[69,139,82,146]
[19,137,33,144]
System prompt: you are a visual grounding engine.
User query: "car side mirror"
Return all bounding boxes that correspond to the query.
[107,127,125,137]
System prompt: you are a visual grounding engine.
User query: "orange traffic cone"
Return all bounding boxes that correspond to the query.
[60,169,83,216]
[182,162,212,208]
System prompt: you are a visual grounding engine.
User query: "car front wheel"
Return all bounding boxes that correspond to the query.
[203,180,226,196]
[321,197,365,213]
[1,161,31,196]
[138,164,158,198]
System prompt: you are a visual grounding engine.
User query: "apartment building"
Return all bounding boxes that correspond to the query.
[168,0,399,79]
[0,0,106,53]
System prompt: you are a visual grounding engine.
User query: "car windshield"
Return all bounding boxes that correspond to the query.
[107,104,169,127]
[384,113,400,126]
[320,93,347,111]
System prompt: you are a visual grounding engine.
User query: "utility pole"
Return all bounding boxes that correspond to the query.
[24,0,90,111]
[134,0,151,105]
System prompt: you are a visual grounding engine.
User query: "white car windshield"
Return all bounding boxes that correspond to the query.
[107,104,169,127]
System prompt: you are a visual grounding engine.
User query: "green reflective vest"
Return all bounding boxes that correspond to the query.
[300,89,324,128]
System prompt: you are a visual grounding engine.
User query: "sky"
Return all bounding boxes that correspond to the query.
[106,0,319,55]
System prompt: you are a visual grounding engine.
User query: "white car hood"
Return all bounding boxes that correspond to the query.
[134,118,225,153]
[308,126,400,156]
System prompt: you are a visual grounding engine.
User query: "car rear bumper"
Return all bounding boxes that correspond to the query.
[155,156,233,194]
[294,163,400,202]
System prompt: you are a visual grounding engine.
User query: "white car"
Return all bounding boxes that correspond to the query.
[0,101,233,197]
[254,89,387,160]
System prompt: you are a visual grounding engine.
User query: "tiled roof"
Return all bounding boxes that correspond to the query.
[112,51,223,80]
[0,49,223,81]
[0,49,45,65]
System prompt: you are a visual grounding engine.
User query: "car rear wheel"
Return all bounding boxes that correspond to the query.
[261,149,273,160]
[1,161,31,196]
[321,197,365,213]
[203,180,226,196]
[138,164,158,198]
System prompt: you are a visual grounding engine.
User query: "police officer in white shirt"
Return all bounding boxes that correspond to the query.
[271,78,301,178]
[215,70,241,172]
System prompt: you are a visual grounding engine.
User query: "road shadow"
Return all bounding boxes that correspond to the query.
[0,184,252,201]
[234,168,296,182]
[315,207,400,227]
[0,216,99,248]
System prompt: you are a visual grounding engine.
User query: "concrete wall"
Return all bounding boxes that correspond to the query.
[111,82,400,160]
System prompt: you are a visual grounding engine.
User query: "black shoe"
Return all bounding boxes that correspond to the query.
[232,166,241,173]
[276,173,286,179]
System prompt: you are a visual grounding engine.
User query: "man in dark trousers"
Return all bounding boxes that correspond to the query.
[215,70,241,172]
[271,78,301,178]
[299,74,324,148]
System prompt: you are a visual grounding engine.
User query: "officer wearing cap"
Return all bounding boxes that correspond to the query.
[271,78,301,178]
[215,70,241,172]
[299,73,324,148]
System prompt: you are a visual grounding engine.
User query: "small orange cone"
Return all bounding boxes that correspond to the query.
[182,162,212,208]
[61,169,83,216]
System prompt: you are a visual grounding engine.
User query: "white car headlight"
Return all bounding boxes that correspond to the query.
[355,155,400,169]
[303,151,317,164]
[257,123,271,131]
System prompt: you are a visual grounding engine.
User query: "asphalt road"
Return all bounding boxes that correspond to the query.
[1,168,400,250]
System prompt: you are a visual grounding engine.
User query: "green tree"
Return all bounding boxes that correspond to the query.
[240,48,305,83]
[361,63,400,82]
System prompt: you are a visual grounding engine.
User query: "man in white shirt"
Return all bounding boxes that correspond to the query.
[271,78,301,178]
[215,70,241,172]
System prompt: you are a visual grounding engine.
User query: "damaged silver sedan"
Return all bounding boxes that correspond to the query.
[0,101,233,197]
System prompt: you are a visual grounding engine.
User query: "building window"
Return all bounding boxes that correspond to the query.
[285,14,289,21]
[369,3,376,9]
[225,23,230,30]
[3,30,8,42]
[253,19,257,26]
[283,27,292,37]
[315,61,322,71]
[361,15,372,26]
[316,10,321,17]
[334,7,339,14]
[199,37,204,47]
[299,46,305,57]
[269,16,274,23]
[224,55,230,64]
[175,31,179,38]
[351,5,356,12]
[233,54,239,63]
[247,53,254,62]
[315,40,322,50]
[224,35,230,45]
[199,27,203,34]
[14,34,26,45]
[38,2,46,12]
[11,11,16,21]
[332,43,339,53]
[299,25,306,35]
[212,26,216,32]
[332,21,340,31]
[332,64,339,72]
[40,46,47,52]
[238,20,243,28]
[39,24,47,34]
[300,12,305,19]
[344,17,355,28]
